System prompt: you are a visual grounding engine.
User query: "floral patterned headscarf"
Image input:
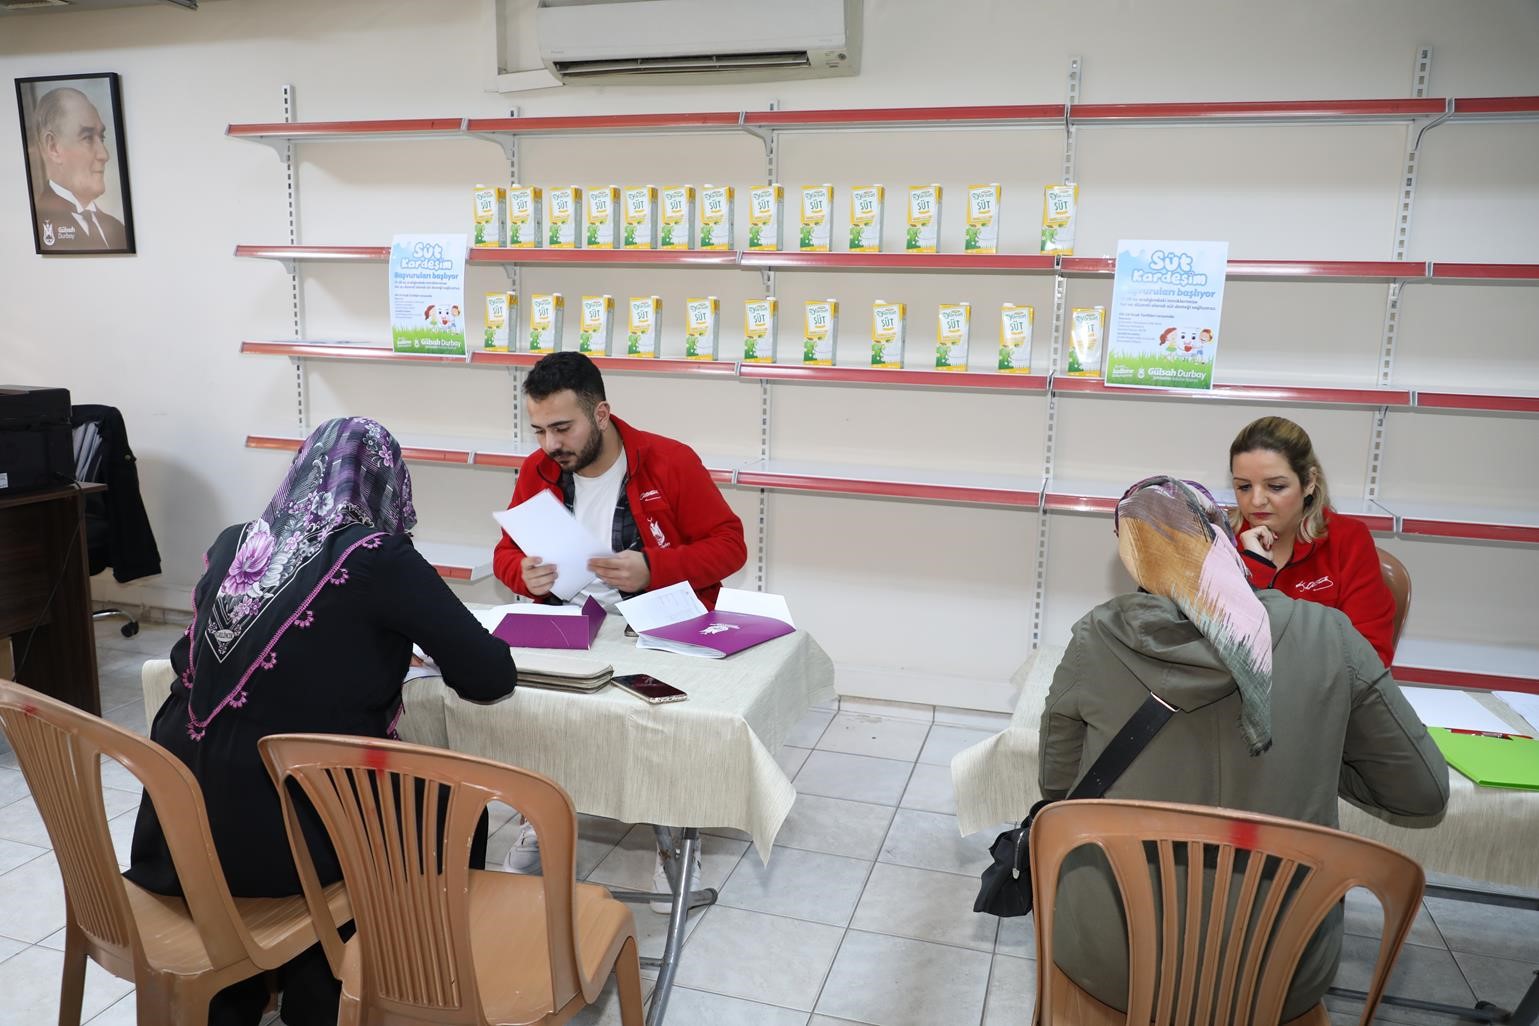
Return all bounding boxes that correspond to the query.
[200,417,415,665]
[1114,475,1275,755]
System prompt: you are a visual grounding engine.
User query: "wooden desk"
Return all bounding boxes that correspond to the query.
[0,482,103,714]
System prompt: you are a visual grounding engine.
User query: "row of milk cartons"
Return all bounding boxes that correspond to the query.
[472,184,1080,255]
[485,293,1107,373]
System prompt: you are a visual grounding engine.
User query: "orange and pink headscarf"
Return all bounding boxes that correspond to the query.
[1115,476,1274,755]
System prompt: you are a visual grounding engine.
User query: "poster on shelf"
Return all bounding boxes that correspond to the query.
[389,234,467,358]
[1104,239,1228,390]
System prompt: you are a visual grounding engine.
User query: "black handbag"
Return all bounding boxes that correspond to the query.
[973,692,1176,918]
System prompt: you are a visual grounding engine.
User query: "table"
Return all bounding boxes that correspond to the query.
[952,644,1539,1025]
[0,482,105,714]
[142,616,836,1025]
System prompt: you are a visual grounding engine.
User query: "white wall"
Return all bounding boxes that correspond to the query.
[3,0,1537,710]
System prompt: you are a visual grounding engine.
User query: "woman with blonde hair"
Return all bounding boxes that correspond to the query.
[1229,415,1398,664]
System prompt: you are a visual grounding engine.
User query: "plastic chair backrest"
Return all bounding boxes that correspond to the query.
[1377,547,1412,649]
[1030,799,1424,1026]
[259,733,583,1026]
[0,679,255,973]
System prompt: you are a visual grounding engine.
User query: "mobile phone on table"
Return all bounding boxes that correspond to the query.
[612,673,687,704]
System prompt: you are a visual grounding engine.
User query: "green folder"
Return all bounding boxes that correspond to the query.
[1428,727,1539,791]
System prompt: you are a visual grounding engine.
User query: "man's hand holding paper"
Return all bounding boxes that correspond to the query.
[492,490,614,602]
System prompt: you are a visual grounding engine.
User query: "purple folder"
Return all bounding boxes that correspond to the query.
[638,610,794,659]
[492,596,606,650]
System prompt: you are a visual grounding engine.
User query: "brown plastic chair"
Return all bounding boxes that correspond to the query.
[0,679,351,1026]
[1377,547,1412,649]
[258,732,643,1026]
[1030,799,1425,1026]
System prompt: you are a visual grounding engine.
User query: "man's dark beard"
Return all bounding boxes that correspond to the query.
[557,414,605,474]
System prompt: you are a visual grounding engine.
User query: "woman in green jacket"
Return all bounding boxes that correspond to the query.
[1039,476,1449,1022]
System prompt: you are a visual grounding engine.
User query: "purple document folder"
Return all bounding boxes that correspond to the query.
[638,610,795,659]
[491,596,606,650]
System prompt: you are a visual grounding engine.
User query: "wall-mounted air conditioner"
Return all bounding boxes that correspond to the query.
[535,0,860,84]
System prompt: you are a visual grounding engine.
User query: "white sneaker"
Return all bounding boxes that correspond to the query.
[650,845,704,914]
[501,821,541,875]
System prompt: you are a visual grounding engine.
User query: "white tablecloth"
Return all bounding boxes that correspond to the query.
[951,646,1539,890]
[145,618,836,861]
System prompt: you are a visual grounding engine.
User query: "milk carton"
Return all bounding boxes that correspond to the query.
[506,185,541,248]
[685,297,720,360]
[623,186,657,249]
[743,298,778,364]
[906,185,942,253]
[965,183,1001,254]
[870,300,905,368]
[800,185,833,252]
[548,187,582,249]
[803,300,838,365]
[850,185,884,253]
[699,185,733,250]
[529,293,563,353]
[748,184,783,251]
[472,185,506,248]
[1040,183,1078,256]
[936,302,971,372]
[1067,306,1106,376]
[626,296,662,357]
[483,291,515,352]
[585,186,619,249]
[999,304,1034,373]
[578,295,614,355]
[660,186,695,250]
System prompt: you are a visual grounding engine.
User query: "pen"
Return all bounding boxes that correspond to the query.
[1448,728,1534,740]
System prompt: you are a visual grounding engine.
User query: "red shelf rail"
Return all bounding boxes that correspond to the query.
[735,468,1039,508]
[1412,390,1539,415]
[1058,257,1428,280]
[1428,263,1539,281]
[1397,518,1539,546]
[743,104,1065,130]
[246,434,473,465]
[236,245,389,262]
[240,341,470,364]
[1067,98,1448,123]
[738,252,1057,274]
[466,248,738,268]
[1052,376,1413,408]
[466,111,745,135]
[739,364,1049,391]
[227,118,465,140]
[1448,96,1539,120]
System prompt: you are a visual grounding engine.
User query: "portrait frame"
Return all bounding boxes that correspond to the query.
[15,72,136,256]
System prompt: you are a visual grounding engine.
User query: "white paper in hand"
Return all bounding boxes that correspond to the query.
[492,491,613,602]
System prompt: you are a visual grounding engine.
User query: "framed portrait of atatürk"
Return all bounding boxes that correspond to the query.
[15,72,136,255]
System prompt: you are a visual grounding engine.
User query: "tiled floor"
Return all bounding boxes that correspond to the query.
[1,621,1536,1025]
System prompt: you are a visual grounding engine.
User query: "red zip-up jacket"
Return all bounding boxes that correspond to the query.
[492,416,746,608]
[1237,507,1397,666]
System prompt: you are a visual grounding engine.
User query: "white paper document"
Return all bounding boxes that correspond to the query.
[1399,686,1516,733]
[492,490,613,602]
[716,588,795,628]
[615,581,707,634]
[1494,691,1539,735]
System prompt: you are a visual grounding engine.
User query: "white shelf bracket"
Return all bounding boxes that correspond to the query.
[505,107,521,300]
[754,100,778,593]
[1367,47,1432,504]
[1030,58,1083,652]
[283,84,308,435]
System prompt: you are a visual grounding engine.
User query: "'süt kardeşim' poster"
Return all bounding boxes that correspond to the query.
[1104,240,1228,390]
[390,234,468,357]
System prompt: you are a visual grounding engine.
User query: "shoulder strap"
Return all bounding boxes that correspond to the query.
[1066,693,1177,800]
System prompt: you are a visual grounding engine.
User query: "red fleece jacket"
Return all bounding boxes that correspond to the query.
[1238,507,1397,666]
[492,416,746,608]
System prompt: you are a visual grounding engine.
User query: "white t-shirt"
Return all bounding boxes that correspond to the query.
[572,449,628,609]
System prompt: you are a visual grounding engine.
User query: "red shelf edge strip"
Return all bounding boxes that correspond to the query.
[1400,520,1539,544]
[738,473,1035,506]
[1390,665,1539,694]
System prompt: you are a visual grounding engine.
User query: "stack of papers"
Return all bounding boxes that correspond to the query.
[616,584,796,659]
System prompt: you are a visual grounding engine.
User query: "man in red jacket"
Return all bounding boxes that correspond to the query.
[491,352,746,884]
[492,351,746,609]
